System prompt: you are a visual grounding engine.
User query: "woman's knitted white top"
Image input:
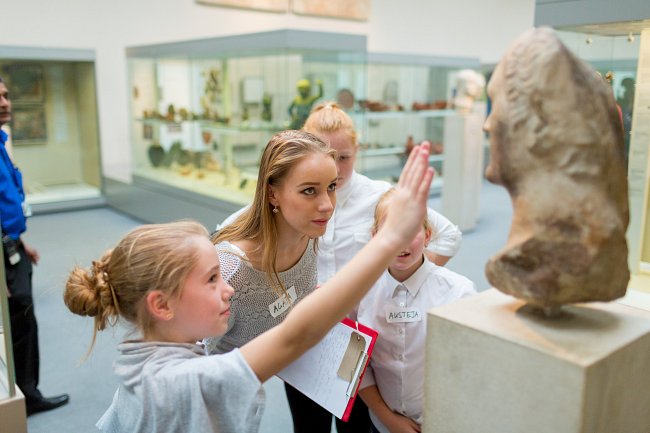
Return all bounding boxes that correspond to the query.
[207,240,317,354]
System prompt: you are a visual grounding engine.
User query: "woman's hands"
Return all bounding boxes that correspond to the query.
[384,411,422,433]
[23,241,40,265]
[376,142,434,251]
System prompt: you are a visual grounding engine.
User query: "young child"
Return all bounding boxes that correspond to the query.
[63,143,434,433]
[358,189,477,433]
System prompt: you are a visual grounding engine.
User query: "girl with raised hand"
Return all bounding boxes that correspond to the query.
[215,111,461,433]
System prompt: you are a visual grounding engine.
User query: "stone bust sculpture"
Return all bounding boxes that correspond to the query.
[483,27,629,312]
[453,69,486,113]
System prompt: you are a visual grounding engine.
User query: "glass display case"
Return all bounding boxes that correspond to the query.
[127,29,366,206]
[556,30,639,161]
[352,52,481,193]
[0,49,103,213]
[0,248,27,431]
[553,26,650,297]
[554,29,645,271]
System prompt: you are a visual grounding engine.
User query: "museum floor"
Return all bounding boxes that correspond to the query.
[22,180,650,433]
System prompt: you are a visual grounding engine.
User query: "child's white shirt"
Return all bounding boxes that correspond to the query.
[357,259,476,432]
[316,171,462,286]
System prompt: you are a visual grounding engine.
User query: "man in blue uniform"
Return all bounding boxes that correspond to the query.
[1,76,69,415]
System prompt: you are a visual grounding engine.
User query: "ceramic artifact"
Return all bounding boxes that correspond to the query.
[147,141,165,167]
[161,141,183,168]
[336,88,355,111]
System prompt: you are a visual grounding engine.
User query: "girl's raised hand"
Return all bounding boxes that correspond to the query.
[377,142,434,250]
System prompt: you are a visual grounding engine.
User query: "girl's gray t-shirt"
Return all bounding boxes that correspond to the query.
[97,341,264,433]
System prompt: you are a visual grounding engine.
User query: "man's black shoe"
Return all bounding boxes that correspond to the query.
[26,394,70,416]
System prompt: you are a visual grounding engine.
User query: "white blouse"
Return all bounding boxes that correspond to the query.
[316,171,462,285]
[357,259,476,433]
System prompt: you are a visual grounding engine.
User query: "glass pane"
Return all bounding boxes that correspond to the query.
[0,60,102,207]
[127,30,366,206]
[0,245,16,399]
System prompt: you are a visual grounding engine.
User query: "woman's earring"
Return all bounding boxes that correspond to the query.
[273,206,279,214]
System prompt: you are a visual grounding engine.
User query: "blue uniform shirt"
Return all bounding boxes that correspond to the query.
[0,129,26,240]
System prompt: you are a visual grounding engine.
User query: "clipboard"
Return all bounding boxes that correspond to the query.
[277,317,378,421]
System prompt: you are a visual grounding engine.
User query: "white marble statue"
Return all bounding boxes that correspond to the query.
[453,69,486,113]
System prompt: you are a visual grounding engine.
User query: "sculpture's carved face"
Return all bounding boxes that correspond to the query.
[483,64,507,186]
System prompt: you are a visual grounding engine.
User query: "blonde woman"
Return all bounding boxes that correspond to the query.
[217,108,462,432]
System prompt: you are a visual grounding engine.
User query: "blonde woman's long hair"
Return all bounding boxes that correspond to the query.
[212,130,336,298]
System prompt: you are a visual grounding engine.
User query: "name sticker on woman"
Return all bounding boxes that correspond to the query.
[385,307,422,323]
[269,286,298,318]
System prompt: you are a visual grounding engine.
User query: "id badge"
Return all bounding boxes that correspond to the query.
[22,201,32,217]
[269,286,297,318]
[3,236,21,265]
[386,307,423,323]
[8,251,20,265]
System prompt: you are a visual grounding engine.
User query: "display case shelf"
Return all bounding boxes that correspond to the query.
[135,118,285,133]
[356,108,457,120]
[354,52,480,192]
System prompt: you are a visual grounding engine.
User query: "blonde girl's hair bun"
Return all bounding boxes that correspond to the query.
[64,249,119,331]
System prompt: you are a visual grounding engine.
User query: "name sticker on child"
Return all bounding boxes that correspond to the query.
[269,286,298,318]
[386,307,422,323]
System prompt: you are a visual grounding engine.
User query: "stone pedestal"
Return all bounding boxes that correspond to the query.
[424,289,650,433]
[0,385,27,433]
[441,105,485,231]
